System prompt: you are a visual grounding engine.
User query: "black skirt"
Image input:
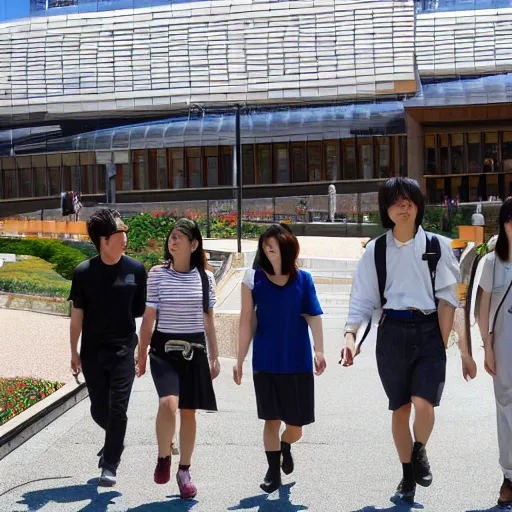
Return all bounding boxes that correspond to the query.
[253,371,315,427]
[149,330,217,412]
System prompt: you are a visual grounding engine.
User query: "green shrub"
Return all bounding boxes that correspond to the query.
[0,257,71,298]
[0,238,86,279]
[62,240,97,258]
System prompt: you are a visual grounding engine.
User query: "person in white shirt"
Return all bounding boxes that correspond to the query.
[341,178,459,505]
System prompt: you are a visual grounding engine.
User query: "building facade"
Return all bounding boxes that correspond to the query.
[0,0,511,215]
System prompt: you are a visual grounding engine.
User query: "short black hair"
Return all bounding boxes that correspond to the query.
[86,209,125,251]
[378,177,425,230]
[495,197,512,263]
[254,224,299,278]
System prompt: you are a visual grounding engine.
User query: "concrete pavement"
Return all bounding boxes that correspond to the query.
[0,285,504,512]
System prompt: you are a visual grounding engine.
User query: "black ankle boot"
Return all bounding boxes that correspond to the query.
[281,441,294,475]
[260,451,281,493]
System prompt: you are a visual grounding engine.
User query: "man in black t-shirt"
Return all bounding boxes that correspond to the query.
[69,209,146,487]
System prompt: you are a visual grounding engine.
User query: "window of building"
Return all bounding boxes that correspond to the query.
[205,147,219,187]
[171,149,185,189]
[275,144,290,184]
[440,134,449,175]
[18,156,33,198]
[187,148,202,188]
[398,136,408,177]
[376,137,390,178]
[291,143,307,183]
[257,145,272,185]
[3,170,17,199]
[48,168,61,195]
[451,133,464,174]
[32,154,48,197]
[343,140,357,180]
[133,150,147,190]
[62,153,78,192]
[487,174,499,199]
[426,178,444,204]
[2,158,16,199]
[484,132,498,173]
[147,150,159,190]
[359,139,374,180]
[469,175,481,201]
[96,165,106,194]
[308,142,322,182]
[450,176,463,201]
[325,141,340,181]
[503,132,512,173]
[468,133,481,174]
[505,173,512,198]
[242,145,254,185]
[425,135,437,175]
[157,149,167,189]
[220,146,232,186]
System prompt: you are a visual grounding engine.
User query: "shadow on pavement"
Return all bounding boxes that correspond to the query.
[16,478,121,511]
[466,507,506,511]
[228,483,308,511]
[126,494,198,511]
[352,495,425,512]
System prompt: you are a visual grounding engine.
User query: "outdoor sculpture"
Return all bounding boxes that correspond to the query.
[328,184,336,222]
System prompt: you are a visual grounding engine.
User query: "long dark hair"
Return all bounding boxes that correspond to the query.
[254,223,299,279]
[164,218,208,271]
[495,198,512,263]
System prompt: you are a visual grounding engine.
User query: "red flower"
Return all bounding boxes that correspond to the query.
[29,395,36,400]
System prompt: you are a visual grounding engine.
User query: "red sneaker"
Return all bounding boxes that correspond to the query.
[154,456,171,485]
[176,467,197,499]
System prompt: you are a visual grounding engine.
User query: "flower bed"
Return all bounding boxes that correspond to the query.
[124,211,267,269]
[0,377,64,426]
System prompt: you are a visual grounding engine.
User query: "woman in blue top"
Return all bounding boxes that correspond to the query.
[234,224,326,494]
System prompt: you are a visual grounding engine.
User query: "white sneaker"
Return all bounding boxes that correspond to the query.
[98,468,117,487]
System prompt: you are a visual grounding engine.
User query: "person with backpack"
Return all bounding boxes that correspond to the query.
[136,218,220,500]
[472,198,512,508]
[341,178,460,505]
[234,223,326,494]
[69,209,147,487]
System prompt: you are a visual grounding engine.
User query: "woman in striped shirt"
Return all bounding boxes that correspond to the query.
[137,218,220,500]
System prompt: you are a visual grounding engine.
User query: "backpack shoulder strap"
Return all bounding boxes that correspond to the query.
[374,234,387,307]
[424,233,442,305]
[199,268,210,314]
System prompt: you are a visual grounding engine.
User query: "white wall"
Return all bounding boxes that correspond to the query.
[0,0,416,121]
[416,7,512,77]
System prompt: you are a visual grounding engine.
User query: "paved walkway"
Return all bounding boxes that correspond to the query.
[204,236,368,260]
[0,309,71,383]
[0,281,503,512]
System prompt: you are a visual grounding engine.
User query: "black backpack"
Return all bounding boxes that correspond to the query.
[356,231,442,352]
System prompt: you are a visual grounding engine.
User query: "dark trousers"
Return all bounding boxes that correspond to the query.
[81,337,136,471]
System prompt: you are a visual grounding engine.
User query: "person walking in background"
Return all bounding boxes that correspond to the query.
[473,198,512,508]
[234,223,326,494]
[341,178,459,505]
[69,209,147,487]
[137,218,220,500]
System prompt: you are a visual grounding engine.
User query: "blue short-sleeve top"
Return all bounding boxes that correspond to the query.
[243,268,323,374]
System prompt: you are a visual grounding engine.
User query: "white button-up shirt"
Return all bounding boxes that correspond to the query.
[345,226,460,333]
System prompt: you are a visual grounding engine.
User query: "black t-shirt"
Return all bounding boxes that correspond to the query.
[68,255,147,347]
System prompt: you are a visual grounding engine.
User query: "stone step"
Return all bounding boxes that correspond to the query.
[299,256,359,272]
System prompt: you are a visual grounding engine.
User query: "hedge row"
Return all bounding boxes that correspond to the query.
[0,238,87,280]
[0,256,71,298]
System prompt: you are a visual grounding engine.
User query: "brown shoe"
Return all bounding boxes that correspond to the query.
[498,477,512,508]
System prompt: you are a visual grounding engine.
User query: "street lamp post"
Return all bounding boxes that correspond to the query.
[235,105,242,254]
